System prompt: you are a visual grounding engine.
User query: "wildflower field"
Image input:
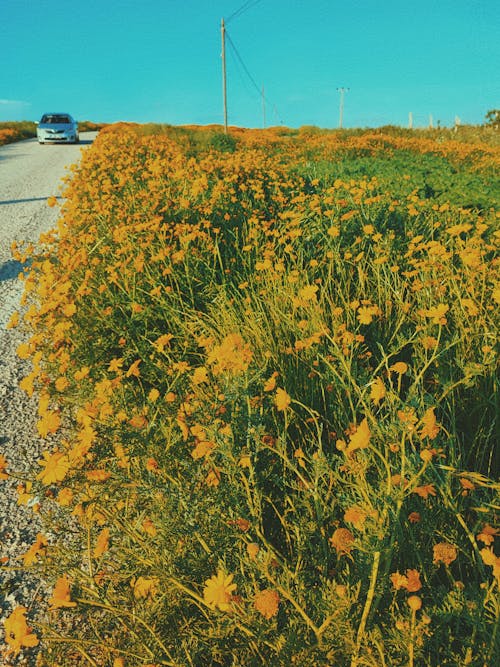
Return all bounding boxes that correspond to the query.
[2,123,499,666]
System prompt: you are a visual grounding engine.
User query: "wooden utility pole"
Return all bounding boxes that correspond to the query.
[337,87,349,128]
[408,112,413,129]
[221,18,228,134]
[262,85,266,128]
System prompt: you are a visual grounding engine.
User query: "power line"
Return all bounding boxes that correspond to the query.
[227,37,259,101]
[226,29,282,127]
[220,2,284,127]
[225,31,262,99]
[226,0,263,24]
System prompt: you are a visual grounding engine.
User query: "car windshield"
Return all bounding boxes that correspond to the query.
[41,115,72,124]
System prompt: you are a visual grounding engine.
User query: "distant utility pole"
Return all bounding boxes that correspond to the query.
[262,85,266,129]
[221,18,228,134]
[429,114,434,129]
[337,87,349,128]
[408,112,413,129]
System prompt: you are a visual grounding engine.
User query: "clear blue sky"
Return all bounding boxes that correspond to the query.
[1,0,499,128]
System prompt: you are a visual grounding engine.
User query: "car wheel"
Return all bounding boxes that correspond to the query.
[39,141,44,145]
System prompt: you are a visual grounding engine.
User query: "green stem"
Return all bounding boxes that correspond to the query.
[408,608,416,667]
[351,550,381,667]
[76,598,176,665]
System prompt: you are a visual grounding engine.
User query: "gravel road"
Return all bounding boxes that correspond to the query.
[0,133,96,661]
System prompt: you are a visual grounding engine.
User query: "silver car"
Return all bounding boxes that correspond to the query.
[37,113,79,144]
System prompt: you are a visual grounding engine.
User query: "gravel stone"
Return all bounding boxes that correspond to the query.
[0,134,96,663]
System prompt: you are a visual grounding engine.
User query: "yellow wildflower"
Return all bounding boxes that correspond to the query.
[142,518,157,537]
[21,533,48,566]
[275,388,291,411]
[86,469,111,482]
[192,366,209,385]
[419,407,440,440]
[406,569,422,592]
[148,388,160,402]
[0,454,8,480]
[125,359,141,378]
[191,440,215,460]
[370,377,386,405]
[57,488,74,506]
[207,333,253,375]
[344,505,367,529]
[263,373,277,392]
[412,484,436,499]
[390,361,408,375]
[37,450,70,485]
[480,548,500,584]
[433,542,457,566]
[329,527,355,556]
[247,543,260,560]
[205,469,221,487]
[390,571,409,590]
[4,607,39,656]
[203,570,237,611]
[407,595,422,611]
[94,528,110,558]
[345,418,371,455]
[298,284,318,302]
[48,575,77,609]
[418,303,449,325]
[132,576,159,599]
[253,589,280,619]
[477,524,498,546]
[36,410,61,438]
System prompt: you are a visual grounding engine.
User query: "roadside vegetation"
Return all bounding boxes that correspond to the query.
[0,117,499,148]
[1,122,499,666]
[0,121,37,145]
[0,121,107,145]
